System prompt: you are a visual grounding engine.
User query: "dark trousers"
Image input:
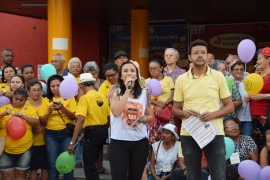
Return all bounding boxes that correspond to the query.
[181,135,226,180]
[109,138,149,180]
[83,125,108,180]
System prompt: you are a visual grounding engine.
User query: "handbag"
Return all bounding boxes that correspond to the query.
[57,110,75,137]
[154,105,172,121]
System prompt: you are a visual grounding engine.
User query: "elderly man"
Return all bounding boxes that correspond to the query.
[113,50,129,69]
[173,39,234,180]
[68,73,109,179]
[51,52,75,80]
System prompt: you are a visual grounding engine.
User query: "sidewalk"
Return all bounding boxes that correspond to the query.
[73,160,111,180]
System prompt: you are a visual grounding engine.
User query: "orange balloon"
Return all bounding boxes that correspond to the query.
[6,117,26,140]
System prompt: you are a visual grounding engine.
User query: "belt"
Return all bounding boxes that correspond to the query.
[84,125,107,131]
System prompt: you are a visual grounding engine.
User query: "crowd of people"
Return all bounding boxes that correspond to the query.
[0,39,269,180]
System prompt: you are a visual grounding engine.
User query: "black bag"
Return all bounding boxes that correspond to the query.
[65,123,75,136]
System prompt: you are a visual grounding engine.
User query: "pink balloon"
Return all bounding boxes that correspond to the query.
[0,96,10,107]
[237,39,256,63]
[146,79,162,96]
[59,78,78,99]
[6,117,26,140]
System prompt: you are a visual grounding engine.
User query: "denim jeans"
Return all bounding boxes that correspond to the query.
[45,129,73,180]
[181,135,226,180]
[240,121,252,136]
[170,168,209,180]
[75,139,83,163]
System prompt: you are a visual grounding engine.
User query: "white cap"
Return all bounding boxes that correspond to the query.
[158,123,179,140]
[79,73,96,83]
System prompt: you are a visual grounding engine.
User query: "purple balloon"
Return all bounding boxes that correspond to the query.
[260,166,270,180]
[0,96,10,107]
[238,160,261,180]
[237,39,256,63]
[146,79,162,96]
[59,78,78,99]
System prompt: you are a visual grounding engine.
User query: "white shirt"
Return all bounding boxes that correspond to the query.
[110,89,148,141]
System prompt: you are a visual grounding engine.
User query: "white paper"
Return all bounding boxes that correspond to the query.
[182,115,216,149]
[52,38,68,50]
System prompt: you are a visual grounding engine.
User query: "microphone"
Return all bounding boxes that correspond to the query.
[127,81,132,89]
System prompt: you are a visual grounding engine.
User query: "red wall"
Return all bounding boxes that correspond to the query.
[0,12,105,77]
[0,12,47,76]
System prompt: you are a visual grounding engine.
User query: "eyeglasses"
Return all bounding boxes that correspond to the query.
[225,124,239,129]
[233,68,244,72]
[105,72,117,79]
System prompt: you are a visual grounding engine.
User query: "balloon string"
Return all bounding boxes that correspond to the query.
[74,133,84,148]
[244,103,249,116]
[245,63,246,72]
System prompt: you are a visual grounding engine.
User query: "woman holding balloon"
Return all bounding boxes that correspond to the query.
[0,88,39,179]
[40,75,77,180]
[146,59,174,144]
[245,47,270,151]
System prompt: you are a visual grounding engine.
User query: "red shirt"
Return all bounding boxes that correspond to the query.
[250,73,270,116]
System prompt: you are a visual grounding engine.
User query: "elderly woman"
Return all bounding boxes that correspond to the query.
[245,47,270,151]
[146,59,174,144]
[0,88,39,179]
[230,61,253,136]
[163,48,185,83]
[224,117,258,179]
[149,124,180,180]
[215,61,242,120]
[68,57,82,83]
[84,61,104,90]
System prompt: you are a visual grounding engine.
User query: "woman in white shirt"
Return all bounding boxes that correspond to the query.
[149,124,180,180]
[109,61,152,180]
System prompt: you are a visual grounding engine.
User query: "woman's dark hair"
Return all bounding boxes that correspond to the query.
[46,75,64,101]
[223,117,241,129]
[1,65,17,83]
[103,63,118,76]
[118,61,142,99]
[27,79,42,91]
[189,39,208,55]
[149,59,164,75]
[21,64,34,73]
[13,88,28,98]
[10,74,26,91]
[230,61,244,71]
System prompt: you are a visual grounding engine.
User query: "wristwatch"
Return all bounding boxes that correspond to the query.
[69,141,73,145]
[266,94,270,100]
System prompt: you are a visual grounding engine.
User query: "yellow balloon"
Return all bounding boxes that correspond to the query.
[244,73,264,95]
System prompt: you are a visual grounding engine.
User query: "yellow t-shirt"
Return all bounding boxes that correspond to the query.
[0,103,38,154]
[76,90,110,127]
[75,77,80,84]
[45,97,77,130]
[98,80,112,98]
[174,67,231,136]
[146,76,174,103]
[0,83,10,92]
[26,98,49,146]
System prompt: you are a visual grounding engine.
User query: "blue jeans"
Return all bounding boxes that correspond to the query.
[45,129,73,180]
[170,168,209,180]
[181,135,226,180]
[240,121,253,136]
[75,139,83,163]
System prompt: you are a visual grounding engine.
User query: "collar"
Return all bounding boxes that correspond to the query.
[187,65,211,79]
[61,70,69,76]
